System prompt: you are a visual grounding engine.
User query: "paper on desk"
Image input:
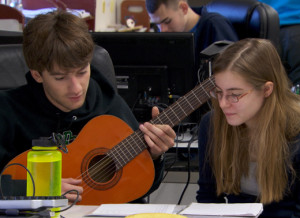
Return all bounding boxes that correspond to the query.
[179,203,263,217]
[90,204,177,216]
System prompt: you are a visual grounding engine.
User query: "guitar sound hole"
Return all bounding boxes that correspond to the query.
[87,155,116,183]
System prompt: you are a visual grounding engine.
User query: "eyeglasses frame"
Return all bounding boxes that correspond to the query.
[210,87,253,103]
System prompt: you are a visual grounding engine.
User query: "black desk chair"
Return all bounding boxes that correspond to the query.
[0,44,117,91]
[205,0,280,50]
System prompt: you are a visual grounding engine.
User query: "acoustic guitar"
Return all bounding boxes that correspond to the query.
[3,76,215,205]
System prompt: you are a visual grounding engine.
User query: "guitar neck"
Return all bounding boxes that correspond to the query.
[152,76,215,127]
[109,76,215,169]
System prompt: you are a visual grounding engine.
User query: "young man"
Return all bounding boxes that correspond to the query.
[145,0,239,78]
[0,10,175,203]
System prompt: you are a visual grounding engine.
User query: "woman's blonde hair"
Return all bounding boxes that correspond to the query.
[209,38,300,204]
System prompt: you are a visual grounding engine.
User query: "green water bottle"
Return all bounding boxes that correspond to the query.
[26,137,62,196]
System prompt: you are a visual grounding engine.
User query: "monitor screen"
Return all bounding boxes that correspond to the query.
[0,30,23,44]
[91,32,197,123]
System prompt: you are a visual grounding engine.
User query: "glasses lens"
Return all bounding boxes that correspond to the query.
[210,89,217,98]
[228,95,238,103]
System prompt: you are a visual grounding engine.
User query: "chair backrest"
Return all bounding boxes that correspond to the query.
[0,44,117,91]
[121,0,150,31]
[205,0,280,48]
[0,44,27,89]
[0,4,25,31]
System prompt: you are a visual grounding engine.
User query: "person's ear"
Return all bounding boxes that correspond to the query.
[264,81,273,97]
[30,70,43,83]
[179,1,189,14]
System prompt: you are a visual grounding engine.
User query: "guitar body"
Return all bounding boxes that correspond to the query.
[4,76,216,205]
[4,115,155,205]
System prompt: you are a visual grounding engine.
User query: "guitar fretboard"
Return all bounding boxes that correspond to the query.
[109,76,215,169]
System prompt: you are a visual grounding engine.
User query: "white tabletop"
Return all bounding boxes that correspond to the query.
[59,204,259,218]
[60,205,98,217]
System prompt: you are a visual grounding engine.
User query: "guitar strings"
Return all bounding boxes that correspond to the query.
[75,77,215,198]
[71,77,215,198]
[72,77,215,199]
[74,130,147,196]
[88,79,215,187]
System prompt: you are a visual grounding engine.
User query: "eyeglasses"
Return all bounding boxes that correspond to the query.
[209,88,253,103]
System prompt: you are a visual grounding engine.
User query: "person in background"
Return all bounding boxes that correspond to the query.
[260,0,300,85]
[0,10,175,203]
[197,38,300,217]
[145,0,239,80]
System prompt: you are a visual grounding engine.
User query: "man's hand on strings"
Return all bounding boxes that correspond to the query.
[139,106,175,160]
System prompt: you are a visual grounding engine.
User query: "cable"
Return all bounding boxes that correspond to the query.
[0,189,78,217]
[163,122,198,181]
[56,189,80,213]
[197,59,211,84]
[0,163,35,198]
[162,122,183,181]
[177,125,198,205]
[0,164,80,218]
[131,93,142,111]
[0,163,78,216]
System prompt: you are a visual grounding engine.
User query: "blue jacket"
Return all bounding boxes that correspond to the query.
[191,6,238,56]
[191,6,238,73]
[197,111,300,217]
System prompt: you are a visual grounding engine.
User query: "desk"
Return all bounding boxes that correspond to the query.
[60,205,256,218]
[60,205,186,218]
[61,205,98,217]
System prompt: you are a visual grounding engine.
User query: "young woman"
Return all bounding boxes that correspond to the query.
[197,38,300,217]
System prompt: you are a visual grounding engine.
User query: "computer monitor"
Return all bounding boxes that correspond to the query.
[0,30,23,44]
[91,32,197,123]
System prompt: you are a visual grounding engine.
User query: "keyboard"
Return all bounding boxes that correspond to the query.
[0,196,68,210]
